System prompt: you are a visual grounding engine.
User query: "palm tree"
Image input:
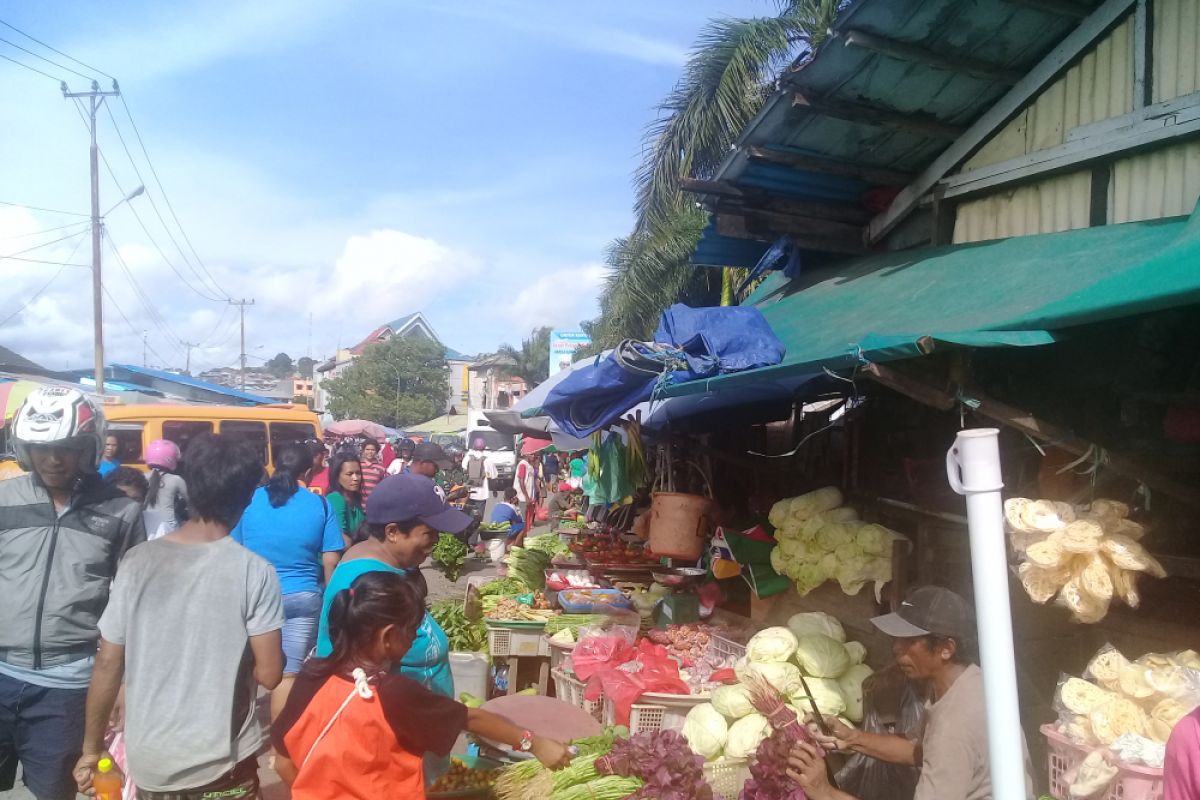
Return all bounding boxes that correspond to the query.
[584,1,841,349]
[498,326,552,387]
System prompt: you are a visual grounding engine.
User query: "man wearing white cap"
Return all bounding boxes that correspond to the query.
[788,585,1032,800]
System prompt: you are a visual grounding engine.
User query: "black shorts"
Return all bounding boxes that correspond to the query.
[0,670,87,800]
[137,755,260,800]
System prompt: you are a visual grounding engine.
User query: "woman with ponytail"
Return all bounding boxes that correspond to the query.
[142,438,188,538]
[272,571,571,798]
[233,443,344,719]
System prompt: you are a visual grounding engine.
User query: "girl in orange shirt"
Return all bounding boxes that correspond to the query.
[272,571,571,799]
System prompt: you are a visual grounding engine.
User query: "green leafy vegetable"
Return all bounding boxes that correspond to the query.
[478,577,527,596]
[431,534,468,581]
[430,599,488,653]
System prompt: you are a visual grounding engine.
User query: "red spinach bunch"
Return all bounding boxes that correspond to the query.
[740,729,808,800]
[596,729,714,800]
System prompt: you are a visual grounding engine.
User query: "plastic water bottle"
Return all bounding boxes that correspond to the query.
[93,756,122,800]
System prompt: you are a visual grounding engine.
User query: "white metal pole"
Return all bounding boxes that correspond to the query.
[945,428,1025,800]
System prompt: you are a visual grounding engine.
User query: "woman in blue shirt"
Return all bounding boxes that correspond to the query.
[315,473,471,698]
[232,443,344,719]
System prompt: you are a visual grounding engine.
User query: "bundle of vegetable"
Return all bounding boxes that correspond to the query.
[543,614,608,635]
[506,546,552,589]
[766,489,899,597]
[596,729,714,800]
[494,727,631,800]
[484,596,555,622]
[739,729,808,800]
[431,534,468,581]
[525,532,570,559]
[1005,497,1167,623]
[479,576,528,596]
[430,600,488,653]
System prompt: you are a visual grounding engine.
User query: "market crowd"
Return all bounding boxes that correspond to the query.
[3,387,1199,800]
[0,388,571,800]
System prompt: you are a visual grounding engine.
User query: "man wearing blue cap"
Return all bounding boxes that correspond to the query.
[314,473,472,697]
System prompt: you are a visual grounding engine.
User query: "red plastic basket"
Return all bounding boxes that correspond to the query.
[1041,724,1163,800]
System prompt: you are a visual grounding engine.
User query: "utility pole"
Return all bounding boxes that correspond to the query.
[142,331,148,367]
[229,299,255,389]
[63,80,120,395]
[181,341,198,375]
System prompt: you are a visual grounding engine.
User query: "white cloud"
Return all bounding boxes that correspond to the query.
[508,262,607,330]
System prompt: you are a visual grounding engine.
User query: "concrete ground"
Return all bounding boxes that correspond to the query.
[1,540,516,800]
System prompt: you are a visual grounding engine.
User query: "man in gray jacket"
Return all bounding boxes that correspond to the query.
[0,387,146,800]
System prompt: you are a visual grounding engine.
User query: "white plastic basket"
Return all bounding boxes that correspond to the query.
[601,691,710,735]
[704,758,750,800]
[709,633,747,661]
[551,669,604,722]
[547,637,576,673]
[487,626,550,658]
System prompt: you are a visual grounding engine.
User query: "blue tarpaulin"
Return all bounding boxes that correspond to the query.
[542,306,787,437]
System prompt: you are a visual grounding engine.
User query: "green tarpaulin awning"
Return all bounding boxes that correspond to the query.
[664,205,1200,398]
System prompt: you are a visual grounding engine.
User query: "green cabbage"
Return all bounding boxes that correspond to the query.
[780,538,808,559]
[786,612,845,643]
[790,676,846,718]
[725,713,772,759]
[746,626,798,663]
[711,683,756,719]
[736,660,803,697]
[838,664,874,723]
[769,546,789,576]
[844,641,867,664]
[682,703,728,760]
[787,487,844,521]
[768,499,791,529]
[795,633,851,678]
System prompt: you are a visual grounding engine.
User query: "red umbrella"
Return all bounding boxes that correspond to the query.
[520,436,554,456]
[324,419,391,441]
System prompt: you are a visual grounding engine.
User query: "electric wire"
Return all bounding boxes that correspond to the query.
[102,230,188,359]
[2,254,90,267]
[0,50,60,82]
[0,233,86,326]
[117,94,229,301]
[101,101,227,301]
[2,229,94,258]
[0,35,92,81]
[0,19,114,80]
[0,220,91,242]
[102,282,170,367]
[0,199,89,217]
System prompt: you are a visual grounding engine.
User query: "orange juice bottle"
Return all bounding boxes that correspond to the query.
[93,756,122,800]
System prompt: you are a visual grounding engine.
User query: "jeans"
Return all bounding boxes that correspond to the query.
[281,591,322,675]
[0,670,87,800]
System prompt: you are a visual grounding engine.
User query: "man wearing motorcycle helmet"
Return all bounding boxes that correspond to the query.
[0,386,146,800]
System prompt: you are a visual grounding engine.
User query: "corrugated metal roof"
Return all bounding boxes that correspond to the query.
[1153,0,1200,103]
[111,364,273,404]
[709,0,1103,209]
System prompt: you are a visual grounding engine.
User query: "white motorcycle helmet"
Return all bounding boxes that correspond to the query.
[10,386,106,472]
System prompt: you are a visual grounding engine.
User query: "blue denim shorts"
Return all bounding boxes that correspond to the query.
[282,590,323,675]
[0,670,87,800]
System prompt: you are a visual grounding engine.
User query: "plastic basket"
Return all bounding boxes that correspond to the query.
[547,638,576,672]
[551,669,604,722]
[1041,724,1163,800]
[487,626,550,658]
[601,692,709,735]
[704,758,750,800]
[709,633,747,661]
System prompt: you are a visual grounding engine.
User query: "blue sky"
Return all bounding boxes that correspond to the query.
[0,1,754,371]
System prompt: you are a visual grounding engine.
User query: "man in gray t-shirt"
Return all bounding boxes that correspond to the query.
[74,434,285,798]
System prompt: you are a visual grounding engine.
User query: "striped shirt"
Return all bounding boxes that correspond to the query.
[360,461,386,500]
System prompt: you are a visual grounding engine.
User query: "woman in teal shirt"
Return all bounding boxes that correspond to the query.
[315,473,471,697]
[325,453,366,548]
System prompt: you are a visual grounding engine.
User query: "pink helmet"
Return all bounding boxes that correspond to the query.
[145,438,181,471]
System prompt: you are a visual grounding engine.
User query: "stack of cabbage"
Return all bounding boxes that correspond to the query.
[681,613,872,762]
[767,487,900,597]
[1005,497,1167,623]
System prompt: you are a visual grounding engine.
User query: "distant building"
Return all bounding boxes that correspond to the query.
[198,366,282,393]
[467,353,526,411]
[312,311,472,415]
[292,376,314,400]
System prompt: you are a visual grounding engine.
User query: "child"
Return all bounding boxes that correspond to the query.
[273,571,571,798]
[486,488,525,569]
[75,433,285,799]
[104,466,149,504]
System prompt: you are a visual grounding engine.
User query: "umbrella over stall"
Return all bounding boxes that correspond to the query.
[324,419,394,441]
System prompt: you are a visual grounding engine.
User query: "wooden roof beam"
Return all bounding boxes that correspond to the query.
[743,145,914,186]
[865,0,1137,245]
[680,177,872,225]
[792,92,965,141]
[1006,0,1092,20]
[841,30,1024,85]
[716,210,866,255]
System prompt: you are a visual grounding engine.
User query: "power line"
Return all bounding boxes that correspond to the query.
[100,102,227,301]
[0,35,91,81]
[2,229,92,258]
[0,199,89,217]
[0,233,86,326]
[102,282,170,366]
[118,95,229,300]
[0,219,90,242]
[0,50,60,82]
[1,254,90,267]
[103,229,188,359]
[0,19,114,80]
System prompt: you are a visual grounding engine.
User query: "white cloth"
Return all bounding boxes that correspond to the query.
[386,458,410,476]
[462,453,497,501]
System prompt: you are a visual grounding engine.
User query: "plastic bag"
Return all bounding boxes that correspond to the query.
[569,620,640,680]
[835,666,922,800]
[584,639,690,726]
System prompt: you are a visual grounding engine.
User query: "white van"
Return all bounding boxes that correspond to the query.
[465,413,516,493]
